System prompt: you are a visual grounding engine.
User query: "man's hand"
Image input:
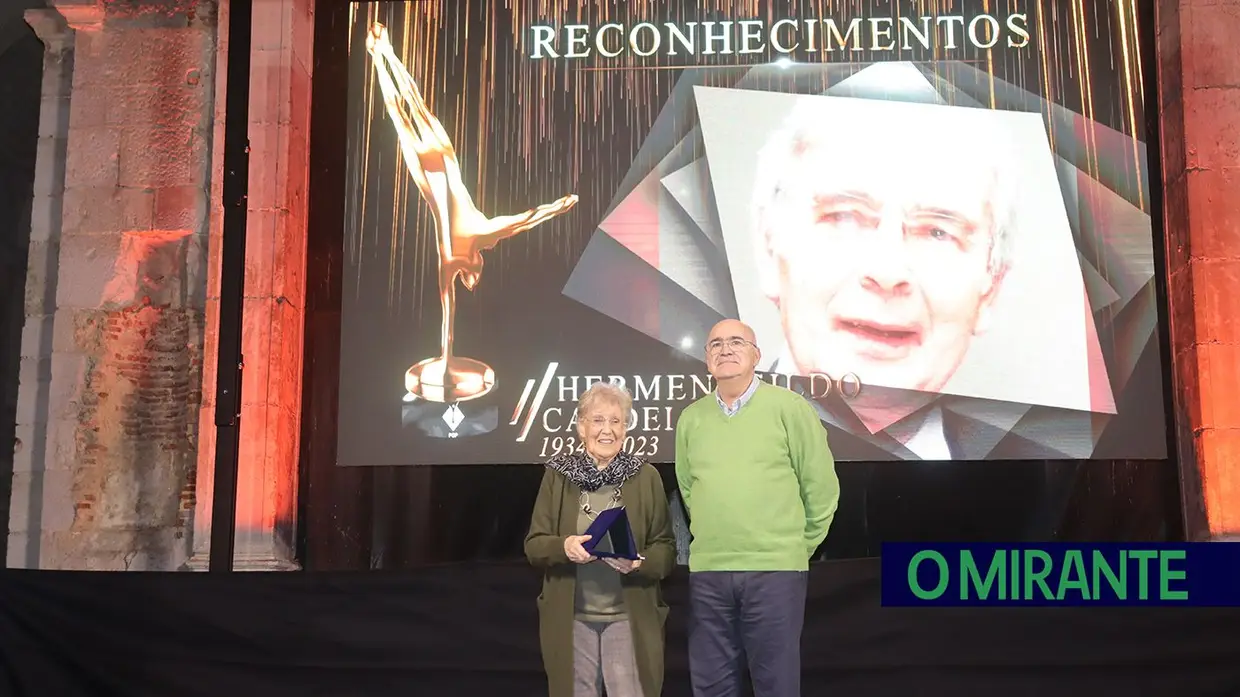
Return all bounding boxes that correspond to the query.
[603,557,643,574]
[564,535,596,564]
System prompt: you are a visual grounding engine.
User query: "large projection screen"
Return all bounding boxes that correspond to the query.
[336,1,1168,466]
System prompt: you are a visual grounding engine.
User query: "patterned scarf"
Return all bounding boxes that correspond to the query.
[546,449,643,492]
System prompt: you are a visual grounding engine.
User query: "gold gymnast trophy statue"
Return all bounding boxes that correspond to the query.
[366,24,578,405]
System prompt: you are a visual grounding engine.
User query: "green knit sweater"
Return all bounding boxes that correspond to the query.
[674,381,840,572]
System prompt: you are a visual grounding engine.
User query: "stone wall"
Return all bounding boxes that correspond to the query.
[8,0,216,569]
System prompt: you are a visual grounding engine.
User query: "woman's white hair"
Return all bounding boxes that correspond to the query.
[576,381,634,429]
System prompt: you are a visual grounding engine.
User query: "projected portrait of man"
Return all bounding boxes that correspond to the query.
[752,101,1015,400]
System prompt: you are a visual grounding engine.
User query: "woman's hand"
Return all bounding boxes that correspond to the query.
[603,557,643,574]
[564,535,596,564]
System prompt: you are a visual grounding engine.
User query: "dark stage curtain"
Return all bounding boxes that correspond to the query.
[1,558,1238,697]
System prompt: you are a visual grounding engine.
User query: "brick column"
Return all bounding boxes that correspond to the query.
[1157,0,1240,541]
[187,0,312,571]
[8,0,215,570]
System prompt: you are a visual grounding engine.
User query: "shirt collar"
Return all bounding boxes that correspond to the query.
[716,376,759,417]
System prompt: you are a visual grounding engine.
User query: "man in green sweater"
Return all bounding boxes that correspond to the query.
[675,319,839,697]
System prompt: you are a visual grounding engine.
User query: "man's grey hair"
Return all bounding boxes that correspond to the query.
[751,99,1016,279]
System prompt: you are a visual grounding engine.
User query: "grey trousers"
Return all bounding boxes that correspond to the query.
[574,619,643,697]
[688,571,809,697]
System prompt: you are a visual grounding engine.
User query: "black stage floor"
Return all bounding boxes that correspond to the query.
[1,557,1238,697]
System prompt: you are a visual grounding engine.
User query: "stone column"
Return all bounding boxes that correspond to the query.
[8,0,215,570]
[7,7,73,569]
[187,0,312,571]
[1157,0,1240,541]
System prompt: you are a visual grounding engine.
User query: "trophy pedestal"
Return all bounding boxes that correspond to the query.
[405,355,495,403]
[401,355,499,439]
[401,398,499,439]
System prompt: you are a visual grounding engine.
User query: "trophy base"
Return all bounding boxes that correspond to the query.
[401,398,498,439]
[405,355,496,403]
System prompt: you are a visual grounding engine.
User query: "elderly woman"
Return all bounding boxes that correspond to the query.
[525,382,676,697]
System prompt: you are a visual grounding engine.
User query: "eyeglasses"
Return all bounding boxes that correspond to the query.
[706,337,753,354]
[587,416,624,428]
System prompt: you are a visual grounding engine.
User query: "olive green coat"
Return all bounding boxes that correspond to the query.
[524,463,676,697]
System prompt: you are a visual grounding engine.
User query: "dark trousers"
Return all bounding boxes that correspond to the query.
[687,571,808,697]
